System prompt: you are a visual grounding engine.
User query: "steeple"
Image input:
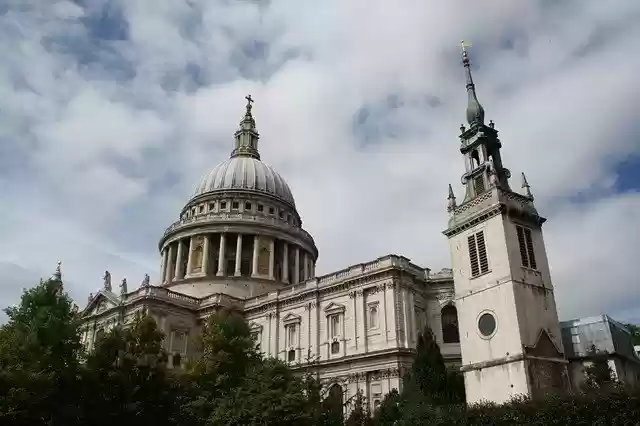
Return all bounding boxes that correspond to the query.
[455,42,511,205]
[230,95,261,160]
[461,40,485,127]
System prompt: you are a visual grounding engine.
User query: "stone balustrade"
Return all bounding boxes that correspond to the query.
[163,211,315,242]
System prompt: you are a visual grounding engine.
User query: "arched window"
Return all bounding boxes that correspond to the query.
[441,305,460,343]
[471,149,480,168]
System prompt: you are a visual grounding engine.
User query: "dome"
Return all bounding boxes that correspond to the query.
[192,156,296,206]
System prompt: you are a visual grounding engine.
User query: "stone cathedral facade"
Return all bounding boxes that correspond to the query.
[79,50,568,408]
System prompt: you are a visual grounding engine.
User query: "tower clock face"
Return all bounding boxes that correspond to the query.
[478,312,497,337]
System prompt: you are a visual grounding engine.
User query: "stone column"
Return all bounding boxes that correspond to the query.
[300,252,307,282]
[186,236,194,277]
[174,240,184,279]
[216,233,226,276]
[252,235,259,276]
[282,243,289,283]
[293,246,300,284]
[234,233,242,276]
[202,234,211,275]
[268,238,275,280]
[160,249,168,283]
[165,244,175,283]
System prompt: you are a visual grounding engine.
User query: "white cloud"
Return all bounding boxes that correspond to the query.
[0,0,639,324]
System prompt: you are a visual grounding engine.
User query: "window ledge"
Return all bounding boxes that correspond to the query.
[470,270,492,280]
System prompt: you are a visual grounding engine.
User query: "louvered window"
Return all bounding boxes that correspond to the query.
[468,231,489,277]
[474,175,485,195]
[516,225,537,269]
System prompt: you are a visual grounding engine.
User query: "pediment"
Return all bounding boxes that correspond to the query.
[249,321,263,332]
[82,290,120,317]
[323,302,346,315]
[282,312,301,325]
[524,328,564,359]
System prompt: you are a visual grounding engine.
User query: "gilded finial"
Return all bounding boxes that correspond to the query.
[521,172,533,199]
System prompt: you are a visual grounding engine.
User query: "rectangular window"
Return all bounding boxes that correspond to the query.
[368,304,379,329]
[232,201,239,210]
[329,315,340,338]
[286,324,297,348]
[516,225,537,269]
[257,204,264,212]
[244,202,252,211]
[468,231,489,277]
[220,201,227,210]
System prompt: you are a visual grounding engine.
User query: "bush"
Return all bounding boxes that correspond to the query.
[411,388,640,425]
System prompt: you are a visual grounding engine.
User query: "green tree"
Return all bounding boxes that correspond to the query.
[186,310,313,425]
[624,323,640,346]
[345,389,374,426]
[583,344,616,390]
[0,277,82,372]
[82,313,190,426]
[0,275,84,425]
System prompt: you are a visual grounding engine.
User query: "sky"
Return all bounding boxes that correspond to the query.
[1,0,639,324]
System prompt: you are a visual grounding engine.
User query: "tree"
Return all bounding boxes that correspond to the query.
[404,327,465,405]
[82,313,190,426]
[345,389,373,426]
[185,310,313,425]
[0,277,83,373]
[584,344,616,390]
[0,276,86,425]
[624,323,640,347]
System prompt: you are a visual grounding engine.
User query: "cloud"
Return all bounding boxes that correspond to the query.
[0,0,639,325]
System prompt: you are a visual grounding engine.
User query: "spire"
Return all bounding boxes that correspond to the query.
[447,184,457,212]
[52,261,62,281]
[230,95,261,160]
[460,40,485,127]
[521,172,533,199]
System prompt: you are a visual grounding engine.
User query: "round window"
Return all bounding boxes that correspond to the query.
[478,312,497,337]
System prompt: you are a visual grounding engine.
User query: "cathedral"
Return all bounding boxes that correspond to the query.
[78,47,569,408]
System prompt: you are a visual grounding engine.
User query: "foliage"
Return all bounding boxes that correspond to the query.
[345,389,374,426]
[374,327,465,425]
[3,278,640,426]
[583,344,616,390]
[624,323,640,346]
[0,278,83,373]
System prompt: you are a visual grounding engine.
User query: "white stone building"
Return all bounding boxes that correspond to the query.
[79,49,569,408]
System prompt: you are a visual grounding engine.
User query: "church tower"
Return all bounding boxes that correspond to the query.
[443,43,569,404]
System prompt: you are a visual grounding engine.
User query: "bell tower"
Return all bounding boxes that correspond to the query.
[443,42,569,404]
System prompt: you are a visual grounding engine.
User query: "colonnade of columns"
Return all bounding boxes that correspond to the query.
[161,232,315,285]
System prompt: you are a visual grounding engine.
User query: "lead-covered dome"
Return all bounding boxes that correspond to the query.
[190,95,296,207]
[192,156,295,207]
